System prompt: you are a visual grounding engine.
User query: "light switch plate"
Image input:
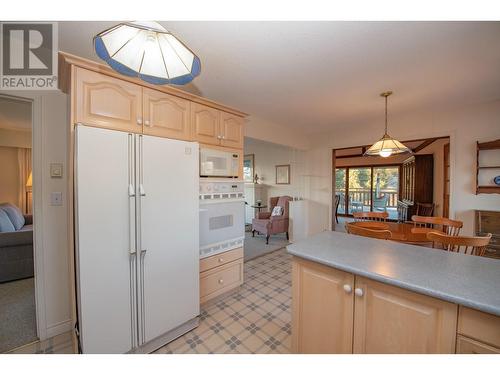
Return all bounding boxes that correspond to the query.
[51,192,63,206]
[50,163,63,178]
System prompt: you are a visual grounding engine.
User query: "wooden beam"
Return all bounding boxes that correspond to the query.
[413,138,437,153]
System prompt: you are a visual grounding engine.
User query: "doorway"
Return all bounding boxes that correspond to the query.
[0,95,37,352]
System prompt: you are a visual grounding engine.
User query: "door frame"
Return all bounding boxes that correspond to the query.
[0,93,46,341]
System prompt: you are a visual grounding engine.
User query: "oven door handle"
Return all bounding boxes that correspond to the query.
[199,208,209,212]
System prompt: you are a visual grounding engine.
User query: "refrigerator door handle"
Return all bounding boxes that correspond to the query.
[139,248,147,343]
[139,184,146,197]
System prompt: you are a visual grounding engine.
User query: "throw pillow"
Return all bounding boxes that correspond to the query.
[271,206,283,216]
[0,209,15,232]
[0,203,25,230]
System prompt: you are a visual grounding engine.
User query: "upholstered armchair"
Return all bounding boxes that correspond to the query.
[251,196,292,244]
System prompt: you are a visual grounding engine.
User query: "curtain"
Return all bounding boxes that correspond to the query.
[17,147,32,214]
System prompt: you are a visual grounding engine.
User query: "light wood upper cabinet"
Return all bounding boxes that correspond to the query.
[220,112,244,149]
[75,67,143,133]
[191,103,221,146]
[292,257,354,354]
[142,88,191,140]
[353,277,457,354]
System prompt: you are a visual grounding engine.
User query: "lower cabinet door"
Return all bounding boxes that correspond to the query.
[292,257,354,353]
[456,335,500,354]
[353,277,458,353]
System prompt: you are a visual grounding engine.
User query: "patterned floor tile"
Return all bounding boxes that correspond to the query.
[154,248,291,354]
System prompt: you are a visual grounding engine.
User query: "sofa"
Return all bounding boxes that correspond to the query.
[0,203,34,283]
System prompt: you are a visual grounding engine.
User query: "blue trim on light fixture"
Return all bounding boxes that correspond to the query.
[93,26,201,86]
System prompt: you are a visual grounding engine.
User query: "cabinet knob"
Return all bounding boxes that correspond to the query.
[217,135,222,140]
[354,288,364,297]
[137,118,143,125]
[343,284,352,294]
[144,120,150,126]
[218,258,224,263]
[218,279,224,284]
[221,135,226,140]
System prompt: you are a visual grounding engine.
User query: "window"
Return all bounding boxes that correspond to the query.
[335,165,399,220]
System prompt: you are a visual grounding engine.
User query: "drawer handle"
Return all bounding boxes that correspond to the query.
[218,258,224,263]
[218,279,224,284]
[343,284,352,294]
[355,288,364,297]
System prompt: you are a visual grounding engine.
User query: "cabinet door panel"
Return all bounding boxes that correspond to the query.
[353,277,457,353]
[191,103,220,146]
[292,257,354,353]
[75,67,142,133]
[456,335,500,354]
[220,112,244,149]
[143,88,191,140]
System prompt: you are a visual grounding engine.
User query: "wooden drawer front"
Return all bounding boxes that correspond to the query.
[200,247,243,273]
[200,259,243,304]
[456,335,500,354]
[458,307,500,348]
[75,67,143,133]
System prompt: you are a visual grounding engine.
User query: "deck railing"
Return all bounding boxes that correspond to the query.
[337,188,399,212]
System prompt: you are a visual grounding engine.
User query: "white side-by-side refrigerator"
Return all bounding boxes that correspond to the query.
[75,124,199,353]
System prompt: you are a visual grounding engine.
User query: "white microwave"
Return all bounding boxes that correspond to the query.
[200,148,239,178]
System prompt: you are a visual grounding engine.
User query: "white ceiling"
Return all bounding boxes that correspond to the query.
[58,21,500,134]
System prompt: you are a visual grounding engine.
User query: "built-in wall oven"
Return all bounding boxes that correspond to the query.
[199,180,245,259]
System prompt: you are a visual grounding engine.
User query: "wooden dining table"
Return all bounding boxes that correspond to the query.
[350,221,441,245]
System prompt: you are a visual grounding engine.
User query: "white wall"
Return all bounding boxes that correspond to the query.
[0,91,71,339]
[306,100,500,235]
[0,146,20,205]
[245,116,310,150]
[244,137,306,202]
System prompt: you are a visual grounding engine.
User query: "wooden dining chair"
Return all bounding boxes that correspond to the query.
[411,215,463,236]
[353,211,389,222]
[426,232,492,256]
[416,202,435,217]
[334,194,341,224]
[346,223,392,240]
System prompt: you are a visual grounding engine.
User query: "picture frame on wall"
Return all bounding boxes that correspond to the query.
[244,154,255,182]
[276,164,290,184]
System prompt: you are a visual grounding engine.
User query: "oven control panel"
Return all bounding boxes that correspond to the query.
[199,181,244,199]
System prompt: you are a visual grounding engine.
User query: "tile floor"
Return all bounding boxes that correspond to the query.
[6,247,292,354]
[154,248,292,354]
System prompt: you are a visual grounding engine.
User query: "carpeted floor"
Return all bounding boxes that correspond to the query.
[243,231,289,261]
[0,277,37,353]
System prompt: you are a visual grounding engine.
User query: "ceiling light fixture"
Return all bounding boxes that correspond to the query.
[94,21,201,85]
[364,91,412,158]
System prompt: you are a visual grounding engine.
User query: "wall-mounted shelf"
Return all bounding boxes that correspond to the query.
[476,139,500,194]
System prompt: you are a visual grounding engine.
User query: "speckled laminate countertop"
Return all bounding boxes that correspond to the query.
[287,231,500,316]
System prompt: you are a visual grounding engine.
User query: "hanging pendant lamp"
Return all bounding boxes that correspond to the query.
[94,21,201,85]
[364,91,412,158]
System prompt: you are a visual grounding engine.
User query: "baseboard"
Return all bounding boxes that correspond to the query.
[129,317,199,354]
[46,319,73,338]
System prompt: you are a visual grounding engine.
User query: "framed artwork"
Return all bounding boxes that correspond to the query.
[243,154,255,182]
[276,164,290,184]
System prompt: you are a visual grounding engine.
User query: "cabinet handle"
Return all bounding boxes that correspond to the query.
[137,118,143,125]
[218,258,224,263]
[221,135,226,140]
[218,279,224,284]
[354,288,364,297]
[343,284,352,293]
[217,135,222,140]
[144,120,150,126]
